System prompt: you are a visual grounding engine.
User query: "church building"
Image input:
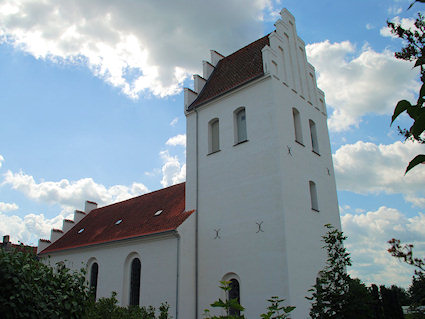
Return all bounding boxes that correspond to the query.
[38,9,341,319]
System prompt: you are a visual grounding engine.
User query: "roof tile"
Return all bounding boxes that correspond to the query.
[188,35,270,110]
[40,183,193,254]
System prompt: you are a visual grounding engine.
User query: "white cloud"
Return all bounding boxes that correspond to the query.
[166,134,186,147]
[0,201,18,212]
[159,150,186,187]
[342,206,425,287]
[0,209,71,246]
[0,155,4,168]
[380,16,416,38]
[387,6,403,16]
[333,140,425,206]
[2,170,148,208]
[366,23,374,30]
[170,117,179,127]
[0,0,275,98]
[306,40,419,131]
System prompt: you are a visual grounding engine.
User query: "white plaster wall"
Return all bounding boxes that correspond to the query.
[40,233,179,315]
[187,77,289,318]
[176,213,196,319]
[184,9,340,318]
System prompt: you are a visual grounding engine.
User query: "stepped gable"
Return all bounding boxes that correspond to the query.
[39,182,193,254]
[188,34,270,110]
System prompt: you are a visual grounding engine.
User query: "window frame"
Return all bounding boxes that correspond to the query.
[292,108,303,145]
[234,107,248,145]
[309,180,319,212]
[208,118,220,154]
[309,119,320,155]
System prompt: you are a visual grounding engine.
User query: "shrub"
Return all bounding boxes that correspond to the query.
[0,247,90,318]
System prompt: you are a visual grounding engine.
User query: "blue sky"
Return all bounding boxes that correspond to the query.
[0,0,424,288]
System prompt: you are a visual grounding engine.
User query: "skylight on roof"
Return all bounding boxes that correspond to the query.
[154,210,163,216]
[78,228,85,234]
[115,219,122,225]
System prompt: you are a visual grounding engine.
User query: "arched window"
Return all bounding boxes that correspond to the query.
[209,118,220,153]
[292,108,303,144]
[228,279,241,316]
[234,108,247,144]
[90,262,99,299]
[309,120,319,154]
[309,181,319,212]
[129,258,141,306]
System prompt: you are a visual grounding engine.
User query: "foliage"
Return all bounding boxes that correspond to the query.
[380,285,405,319]
[307,224,352,318]
[260,296,295,319]
[388,11,425,173]
[388,239,425,316]
[409,272,425,309]
[203,281,294,319]
[0,247,90,318]
[342,278,374,319]
[84,292,171,319]
[203,281,245,319]
[388,238,425,272]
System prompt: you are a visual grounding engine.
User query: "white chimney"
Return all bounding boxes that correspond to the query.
[37,239,51,254]
[85,200,97,214]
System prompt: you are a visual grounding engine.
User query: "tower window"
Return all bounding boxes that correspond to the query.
[90,262,99,300]
[129,258,141,306]
[309,120,319,154]
[309,181,319,212]
[292,108,303,145]
[209,118,220,154]
[234,108,247,144]
[228,279,241,316]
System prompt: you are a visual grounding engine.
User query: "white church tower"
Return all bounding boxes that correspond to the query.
[184,9,341,319]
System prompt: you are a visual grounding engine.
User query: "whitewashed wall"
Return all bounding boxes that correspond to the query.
[40,233,180,316]
[185,9,340,319]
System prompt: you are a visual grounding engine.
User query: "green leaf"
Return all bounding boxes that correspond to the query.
[412,111,425,138]
[391,100,411,125]
[405,154,425,174]
[420,84,425,99]
[414,57,425,67]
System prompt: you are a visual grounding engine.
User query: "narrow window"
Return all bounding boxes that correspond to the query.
[228,279,241,316]
[309,120,319,154]
[209,118,220,153]
[129,258,141,306]
[90,262,99,299]
[292,108,303,144]
[235,108,247,144]
[309,181,319,212]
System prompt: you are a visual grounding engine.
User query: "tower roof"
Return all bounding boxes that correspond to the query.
[39,182,193,254]
[187,34,270,110]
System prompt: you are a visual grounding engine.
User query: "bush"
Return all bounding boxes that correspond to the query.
[0,247,90,318]
[84,292,171,319]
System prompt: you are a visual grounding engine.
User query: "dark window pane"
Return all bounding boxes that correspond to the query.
[90,263,99,299]
[229,279,240,316]
[130,258,141,306]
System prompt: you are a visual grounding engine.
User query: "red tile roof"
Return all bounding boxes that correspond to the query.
[188,34,270,110]
[11,244,37,255]
[40,183,193,254]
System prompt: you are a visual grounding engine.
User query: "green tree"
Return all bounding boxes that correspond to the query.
[307,224,352,318]
[343,278,374,319]
[388,239,425,317]
[307,225,379,318]
[380,285,404,319]
[409,272,425,308]
[0,247,90,318]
